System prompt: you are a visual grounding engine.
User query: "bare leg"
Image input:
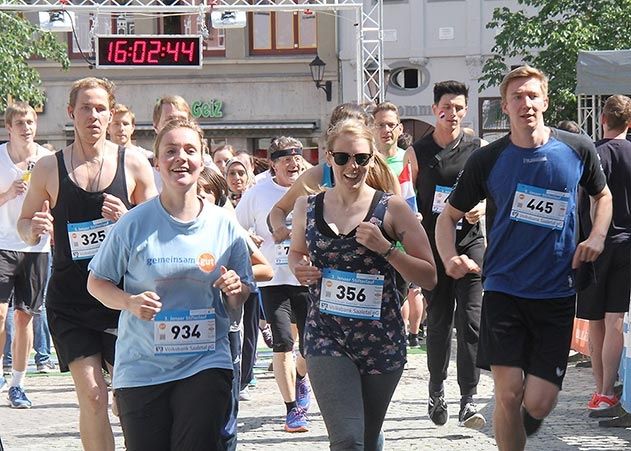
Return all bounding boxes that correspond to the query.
[522,373,559,419]
[273,351,297,402]
[491,365,525,451]
[601,312,624,396]
[407,288,424,335]
[0,303,8,369]
[589,319,605,393]
[401,300,410,333]
[68,355,115,451]
[12,309,33,374]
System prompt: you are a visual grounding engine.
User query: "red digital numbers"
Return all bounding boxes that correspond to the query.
[99,36,200,67]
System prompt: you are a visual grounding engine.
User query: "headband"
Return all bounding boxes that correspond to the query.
[270,147,303,161]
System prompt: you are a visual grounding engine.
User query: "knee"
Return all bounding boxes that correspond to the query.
[330,433,363,451]
[13,310,33,329]
[495,387,524,413]
[78,384,110,414]
[523,396,557,419]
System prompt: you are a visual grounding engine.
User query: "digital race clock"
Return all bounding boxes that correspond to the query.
[95,35,202,69]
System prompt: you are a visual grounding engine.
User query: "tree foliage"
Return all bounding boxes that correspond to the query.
[0,12,70,111]
[480,0,631,124]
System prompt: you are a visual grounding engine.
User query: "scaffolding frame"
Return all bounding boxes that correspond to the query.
[0,0,385,103]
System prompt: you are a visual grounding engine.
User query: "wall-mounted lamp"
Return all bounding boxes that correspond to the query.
[309,55,332,102]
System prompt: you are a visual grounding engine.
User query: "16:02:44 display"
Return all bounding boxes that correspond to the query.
[96,35,202,68]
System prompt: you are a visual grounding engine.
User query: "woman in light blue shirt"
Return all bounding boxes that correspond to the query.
[87,119,253,451]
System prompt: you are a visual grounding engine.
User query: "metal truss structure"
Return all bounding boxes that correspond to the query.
[0,0,385,103]
[577,94,603,139]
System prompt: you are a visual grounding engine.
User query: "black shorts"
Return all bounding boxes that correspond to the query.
[477,291,575,389]
[116,368,232,451]
[0,250,49,315]
[47,307,117,373]
[260,285,308,354]
[577,241,631,320]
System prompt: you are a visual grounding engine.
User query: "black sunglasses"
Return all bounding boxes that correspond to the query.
[330,152,372,166]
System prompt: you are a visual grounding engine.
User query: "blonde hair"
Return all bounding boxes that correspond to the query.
[153,119,204,159]
[152,95,191,128]
[112,103,136,126]
[326,119,398,194]
[4,101,36,126]
[499,66,548,103]
[69,77,116,110]
[603,95,631,131]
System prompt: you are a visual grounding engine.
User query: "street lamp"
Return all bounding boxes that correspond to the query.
[309,55,332,102]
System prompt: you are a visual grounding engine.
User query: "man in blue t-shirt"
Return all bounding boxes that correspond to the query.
[435,66,612,451]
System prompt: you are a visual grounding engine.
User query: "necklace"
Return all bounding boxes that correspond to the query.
[71,140,106,192]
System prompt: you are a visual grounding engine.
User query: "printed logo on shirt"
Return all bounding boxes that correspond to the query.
[197,252,216,273]
[146,256,196,266]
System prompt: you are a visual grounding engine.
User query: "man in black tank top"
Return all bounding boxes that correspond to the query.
[17,77,157,451]
[405,81,487,429]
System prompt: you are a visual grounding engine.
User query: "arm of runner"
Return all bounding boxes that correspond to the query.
[213,265,250,309]
[87,273,162,321]
[464,200,486,224]
[0,179,28,206]
[572,185,612,269]
[17,155,55,246]
[362,195,436,290]
[268,164,323,242]
[250,245,274,282]
[126,149,159,205]
[436,202,481,279]
[288,196,321,285]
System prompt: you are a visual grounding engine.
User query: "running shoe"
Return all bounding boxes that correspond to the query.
[36,360,57,373]
[407,333,419,347]
[260,325,274,348]
[428,391,448,426]
[284,407,309,433]
[588,393,619,411]
[458,402,486,429]
[239,388,252,401]
[296,376,312,411]
[8,386,32,409]
[0,376,6,392]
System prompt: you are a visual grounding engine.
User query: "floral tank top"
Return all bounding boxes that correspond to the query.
[303,191,406,375]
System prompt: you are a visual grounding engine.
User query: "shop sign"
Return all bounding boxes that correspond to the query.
[191,100,223,119]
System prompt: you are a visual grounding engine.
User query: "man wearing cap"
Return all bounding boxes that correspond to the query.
[235,137,312,433]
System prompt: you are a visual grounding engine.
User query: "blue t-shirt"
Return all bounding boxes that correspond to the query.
[448,129,606,299]
[88,197,254,389]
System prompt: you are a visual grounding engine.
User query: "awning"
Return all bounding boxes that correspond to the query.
[64,121,319,133]
[576,50,631,95]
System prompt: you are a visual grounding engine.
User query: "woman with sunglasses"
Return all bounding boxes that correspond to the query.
[268,103,400,244]
[289,119,437,450]
[86,120,254,450]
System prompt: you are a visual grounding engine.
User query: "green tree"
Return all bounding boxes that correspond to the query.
[0,11,70,111]
[480,0,631,124]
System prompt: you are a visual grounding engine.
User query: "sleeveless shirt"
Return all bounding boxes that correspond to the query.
[303,191,406,374]
[47,146,131,330]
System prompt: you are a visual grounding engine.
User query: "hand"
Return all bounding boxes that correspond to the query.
[444,254,480,279]
[250,233,264,248]
[572,236,605,269]
[102,193,128,222]
[213,266,243,296]
[292,255,322,286]
[128,291,162,321]
[356,221,391,255]
[464,202,485,225]
[415,212,424,223]
[31,200,54,239]
[272,225,291,243]
[5,179,28,200]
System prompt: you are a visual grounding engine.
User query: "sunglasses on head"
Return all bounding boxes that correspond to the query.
[330,152,372,166]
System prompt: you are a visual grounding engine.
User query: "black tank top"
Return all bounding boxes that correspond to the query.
[47,146,131,330]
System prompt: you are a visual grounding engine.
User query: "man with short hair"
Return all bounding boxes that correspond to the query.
[0,102,54,407]
[577,94,631,411]
[406,81,486,429]
[436,66,612,450]
[108,103,153,160]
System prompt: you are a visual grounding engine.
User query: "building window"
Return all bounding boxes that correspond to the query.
[388,65,430,95]
[159,14,225,56]
[478,97,509,143]
[249,4,317,55]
